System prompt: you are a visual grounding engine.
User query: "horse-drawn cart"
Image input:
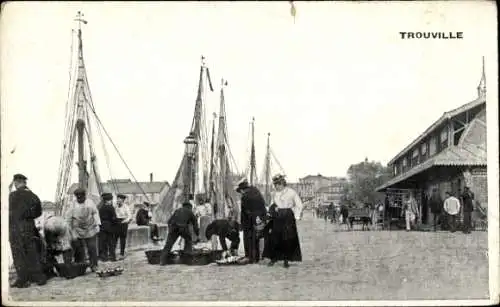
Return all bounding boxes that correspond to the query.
[347,207,373,230]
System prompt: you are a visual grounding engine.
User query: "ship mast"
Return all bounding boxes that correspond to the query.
[264,133,271,205]
[249,117,257,186]
[75,11,88,190]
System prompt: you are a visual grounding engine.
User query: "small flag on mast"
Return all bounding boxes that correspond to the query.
[10,146,16,154]
[290,1,297,22]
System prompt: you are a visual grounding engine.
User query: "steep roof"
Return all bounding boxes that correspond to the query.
[67,180,170,195]
[376,143,486,191]
[387,97,486,166]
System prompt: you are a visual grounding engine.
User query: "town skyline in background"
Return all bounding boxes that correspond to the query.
[1,2,496,202]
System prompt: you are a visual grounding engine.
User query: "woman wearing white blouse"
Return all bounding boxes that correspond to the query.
[262,174,303,268]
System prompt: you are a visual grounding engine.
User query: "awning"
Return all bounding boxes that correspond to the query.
[376,144,486,192]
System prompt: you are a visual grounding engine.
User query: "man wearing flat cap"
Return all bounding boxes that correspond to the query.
[114,194,132,258]
[136,201,160,240]
[65,187,101,271]
[236,178,267,264]
[9,173,47,287]
[98,192,118,262]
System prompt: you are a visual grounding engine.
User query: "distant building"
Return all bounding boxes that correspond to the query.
[67,176,170,205]
[316,179,349,206]
[298,174,347,206]
[376,59,487,225]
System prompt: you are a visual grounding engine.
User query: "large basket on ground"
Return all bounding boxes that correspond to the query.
[145,250,182,265]
[181,249,224,266]
[54,262,88,279]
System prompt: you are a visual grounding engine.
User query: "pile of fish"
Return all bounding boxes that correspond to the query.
[96,266,124,278]
[216,256,248,265]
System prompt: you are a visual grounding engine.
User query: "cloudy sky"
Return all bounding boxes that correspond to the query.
[1,1,497,201]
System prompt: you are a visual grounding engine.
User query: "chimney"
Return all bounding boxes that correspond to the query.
[150,173,153,182]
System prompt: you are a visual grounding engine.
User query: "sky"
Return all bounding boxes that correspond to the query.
[1,1,497,201]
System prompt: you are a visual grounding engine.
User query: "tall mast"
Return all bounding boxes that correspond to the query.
[250,117,256,186]
[217,78,228,218]
[75,11,88,190]
[208,112,216,203]
[265,132,271,204]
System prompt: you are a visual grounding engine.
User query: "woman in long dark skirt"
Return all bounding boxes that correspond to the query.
[262,174,303,268]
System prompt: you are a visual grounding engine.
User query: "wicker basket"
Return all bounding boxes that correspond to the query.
[181,249,223,266]
[145,250,181,265]
[54,262,88,279]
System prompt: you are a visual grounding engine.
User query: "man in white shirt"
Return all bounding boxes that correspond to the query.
[443,191,460,232]
[65,188,101,272]
[114,194,132,258]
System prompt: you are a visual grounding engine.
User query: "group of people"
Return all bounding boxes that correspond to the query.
[7,173,161,288]
[401,186,477,233]
[428,187,476,233]
[160,174,304,268]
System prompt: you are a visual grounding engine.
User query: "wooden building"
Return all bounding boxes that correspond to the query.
[376,59,487,225]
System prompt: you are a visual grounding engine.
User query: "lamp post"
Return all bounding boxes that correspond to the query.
[183,132,197,202]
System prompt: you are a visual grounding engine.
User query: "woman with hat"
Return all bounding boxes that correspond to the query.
[262,174,303,268]
[236,178,267,264]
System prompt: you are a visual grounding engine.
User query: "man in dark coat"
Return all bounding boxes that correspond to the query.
[8,173,47,288]
[159,202,199,265]
[136,201,160,240]
[461,186,475,234]
[98,193,118,261]
[205,219,241,256]
[236,178,267,264]
[429,188,443,231]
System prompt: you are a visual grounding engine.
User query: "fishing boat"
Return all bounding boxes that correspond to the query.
[154,57,241,245]
[243,119,286,205]
[54,12,150,216]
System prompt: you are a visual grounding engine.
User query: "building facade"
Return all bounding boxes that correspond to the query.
[67,177,170,222]
[376,60,487,225]
[316,178,349,206]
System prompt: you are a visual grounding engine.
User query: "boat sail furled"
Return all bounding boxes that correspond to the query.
[257,132,287,205]
[54,12,150,215]
[210,79,240,222]
[154,57,214,224]
[55,12,103,215]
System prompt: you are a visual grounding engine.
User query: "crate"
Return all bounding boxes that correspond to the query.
[145,250,181,265]
[54,262,88,279]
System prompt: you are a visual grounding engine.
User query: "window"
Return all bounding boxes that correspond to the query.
[429,136,437,156]
[440,127,448,150]
[402,158,408,172]
[421,142,428,160]
[393,165,398,176]
[411,148,419,166]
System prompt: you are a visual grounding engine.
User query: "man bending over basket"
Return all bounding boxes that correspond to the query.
[205,219,241,257]
[159,202,199,265]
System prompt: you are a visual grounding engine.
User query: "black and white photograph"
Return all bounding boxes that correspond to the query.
[1,1,498,306]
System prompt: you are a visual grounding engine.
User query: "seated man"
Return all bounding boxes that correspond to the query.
[136,202,160,240]
[205,219,241,257]
[159,202,199,265]
[41,215,74,278]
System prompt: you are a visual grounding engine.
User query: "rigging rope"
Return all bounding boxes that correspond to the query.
[85,100,151,202]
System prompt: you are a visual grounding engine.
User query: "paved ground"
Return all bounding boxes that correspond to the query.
[6,211,489,302]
